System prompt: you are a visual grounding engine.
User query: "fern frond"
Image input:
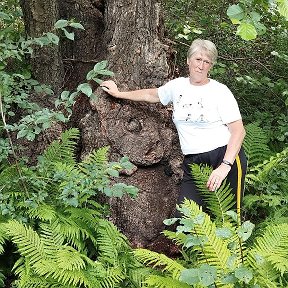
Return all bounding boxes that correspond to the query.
[145,275,191,288]
[162,230,187,247]
[40,128,80,168]
[190,164,235,223]
[128,267,155,287]
[248,223,288,275]
[40,221,64,256]
[180,200,232,270]
[0,222,8,254]
[243,122,271,166]
[27,204,57,221]
[96,219,131,265]
[99,267,125,288]
[246,147,288,186]
[5,220,46,265]
[134,248,185,279]
[80,146,110,166]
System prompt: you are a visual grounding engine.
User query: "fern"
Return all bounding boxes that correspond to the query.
[40,128,79,169]
[243,122,271,166]
[96,219,131,266]
[5,220,46,265]
[145,275,191,288]
[248,223,288,275]
[179,200,233,270]
[134,248,185,279]
[190,164,235,223]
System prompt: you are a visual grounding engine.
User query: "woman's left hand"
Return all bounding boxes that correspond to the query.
[207,163,231,191]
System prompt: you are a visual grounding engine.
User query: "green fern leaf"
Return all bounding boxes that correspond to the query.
[146,275,191,288]
[248,223,288,275]
[243,122,271,166]
[5,220,46,265]
[134,248,185,279]
[189,164,235,223]
[179,200,232,270]
[40,128,80,169]
[96,219,131,265]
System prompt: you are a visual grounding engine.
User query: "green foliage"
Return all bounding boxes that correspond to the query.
[0,3,114,162]
[244,146,288,226]
[0,128,138,220]
[243,122,272,167]
[0,128,144,287]
[135,164,288,287]
[227,0,288,40]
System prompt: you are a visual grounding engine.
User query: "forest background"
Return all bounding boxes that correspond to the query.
[0,0,287,287]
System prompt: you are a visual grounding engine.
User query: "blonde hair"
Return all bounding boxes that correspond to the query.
[187,39,218,64]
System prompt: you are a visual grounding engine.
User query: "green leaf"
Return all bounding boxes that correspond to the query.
[46,32,59,44]
[277,0,288,19]
[198,264,217,286]
[69,22,85,30]
[77,83,92,97]
[107,168,119,177]
[236,22,257,41]
[234,266,253,284]
[60,90,70,100]
[94,60,108,72]
[0,12,11,20]
[226,210,238,222]
[216,227,233,239]
[179,219,195,231]
[93,78,103,85]
[86,70,96,80]
[237,221,255,241]
[227,4,245,22]
[221,273,237,284]
[180,268,199,285]
[163,218,180,226]
[17,129,28,139]
[62,28,74,40]
[97,70,115,76]
[54,19,69,29]
[184,235,207,248]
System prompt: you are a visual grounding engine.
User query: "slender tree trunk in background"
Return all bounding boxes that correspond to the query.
[20,0,64,104]
[20,0,183,249]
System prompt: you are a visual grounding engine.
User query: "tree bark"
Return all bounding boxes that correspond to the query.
[20,0,183,248]
[20,0,64,102]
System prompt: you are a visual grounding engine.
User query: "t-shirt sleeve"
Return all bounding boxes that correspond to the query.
[218,86,242,124]
[157,80,175,105]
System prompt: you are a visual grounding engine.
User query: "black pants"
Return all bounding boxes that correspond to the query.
[177,145,247,216]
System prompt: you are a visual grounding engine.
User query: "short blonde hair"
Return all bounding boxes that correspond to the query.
[187,39,218,64]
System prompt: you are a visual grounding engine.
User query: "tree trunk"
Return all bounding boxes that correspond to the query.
[20,0,64,103]
[21,0,183,249]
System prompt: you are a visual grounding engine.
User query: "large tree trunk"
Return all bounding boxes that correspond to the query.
[21,0,183,249]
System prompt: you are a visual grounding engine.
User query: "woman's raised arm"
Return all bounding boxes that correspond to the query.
[100,80,160,103]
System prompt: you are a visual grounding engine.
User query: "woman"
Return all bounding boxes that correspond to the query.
[101,39,247,216]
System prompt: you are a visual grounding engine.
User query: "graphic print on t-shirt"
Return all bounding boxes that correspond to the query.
[172,92,221,128]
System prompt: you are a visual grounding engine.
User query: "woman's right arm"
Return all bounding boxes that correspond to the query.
[100,80,160,103]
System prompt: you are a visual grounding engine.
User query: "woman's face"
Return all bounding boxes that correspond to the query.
[187,51,212,84]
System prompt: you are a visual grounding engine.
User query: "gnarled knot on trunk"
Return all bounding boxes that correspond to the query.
[125,118,142,133]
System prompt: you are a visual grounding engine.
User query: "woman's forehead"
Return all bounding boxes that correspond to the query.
[191,51,211,59]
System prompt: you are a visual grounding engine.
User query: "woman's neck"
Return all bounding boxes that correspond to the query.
[189,77,210,86]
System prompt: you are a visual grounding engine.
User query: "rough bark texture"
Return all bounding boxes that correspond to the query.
[20,0,64,101]
[20,0,183,249]
[78,0,183,247]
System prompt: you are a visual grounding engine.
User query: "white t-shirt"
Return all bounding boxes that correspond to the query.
[157,77,242,155]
